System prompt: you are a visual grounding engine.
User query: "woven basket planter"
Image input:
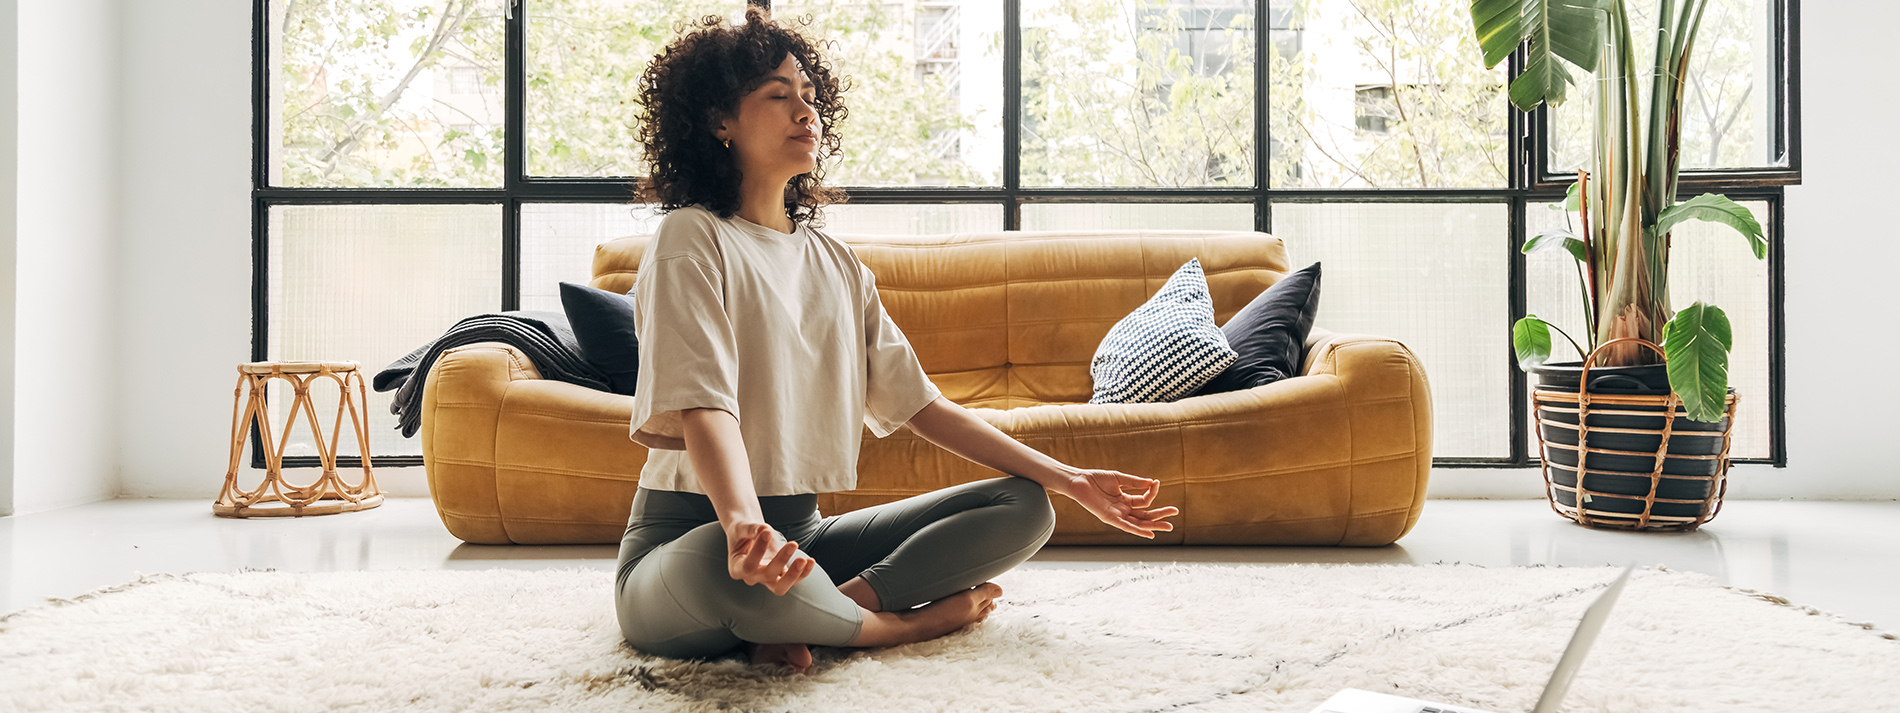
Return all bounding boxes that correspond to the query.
[1528,337,1739,531]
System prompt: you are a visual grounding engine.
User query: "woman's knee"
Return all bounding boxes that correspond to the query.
[618,576,744,660]
[616,525,750,655]
[723,566,865,647]
[993,476,1056,543]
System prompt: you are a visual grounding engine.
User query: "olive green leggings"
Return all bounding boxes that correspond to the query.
[614,476,1057,660]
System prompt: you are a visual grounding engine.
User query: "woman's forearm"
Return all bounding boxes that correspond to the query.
[901,396,1083,493]
[680,407,765,534]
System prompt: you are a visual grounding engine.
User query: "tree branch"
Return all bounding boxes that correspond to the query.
[318,0,478,179]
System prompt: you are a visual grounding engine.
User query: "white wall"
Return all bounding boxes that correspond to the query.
[116,0,286,501]
[4,0,121,516]
[0,0,17,516]
[101,1,1898,503]
[1764,0,1900,500]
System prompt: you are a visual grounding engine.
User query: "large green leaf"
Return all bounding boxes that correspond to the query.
[1513,315,1554,370]
[1663,301,1733,423]
[1469,0,1521,68]
[1651,193,1768,259]
[1523,227,1589,263]
[1470,0,1610,111]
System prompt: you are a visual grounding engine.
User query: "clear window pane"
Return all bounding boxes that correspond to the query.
[1271,202,1511,457]
[1548,0,1783,173]
[1268,0,1507,189]
[1021,0,1255,187]
[527,1,1004,185]
[520,203,667,312]
[269,0,505,187]
[1021,202,1253,231]
[267,205,502,459]
[777,0,1005,186]
[525,0,730,178]
[1524,199,1771,460]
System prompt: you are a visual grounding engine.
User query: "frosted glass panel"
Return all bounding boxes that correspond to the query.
[1021,203,1253,231]
[267,204,502,460]
[521,202,1003,312]
[819,204,1004,234]
[520,203,666,312]
[1271,203,1511,457]
[1524,199,1772,460]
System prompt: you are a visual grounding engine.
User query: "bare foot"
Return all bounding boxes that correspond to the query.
[741,640,814,675]
[899,582,1003,640]
[845,582,1005,648]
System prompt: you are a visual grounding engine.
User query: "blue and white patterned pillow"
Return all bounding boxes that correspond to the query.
[1088,258,1238,404]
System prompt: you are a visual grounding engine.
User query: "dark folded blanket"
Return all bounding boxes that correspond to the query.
[374,310,612,438]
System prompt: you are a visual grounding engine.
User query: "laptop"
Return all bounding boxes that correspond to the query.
[1308,562,1636,713]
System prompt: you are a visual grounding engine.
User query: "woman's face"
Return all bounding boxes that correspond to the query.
[715,53,822,181]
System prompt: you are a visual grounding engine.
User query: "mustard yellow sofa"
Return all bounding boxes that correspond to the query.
[419,228,1433,547]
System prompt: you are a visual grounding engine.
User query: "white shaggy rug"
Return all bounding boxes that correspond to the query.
[2,563,1895,713]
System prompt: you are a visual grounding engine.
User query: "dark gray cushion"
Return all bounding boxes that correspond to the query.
[558,281,641,396]
[1188,261,1322,397]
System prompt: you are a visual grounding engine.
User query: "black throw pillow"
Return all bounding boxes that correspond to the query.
[1188,261,1322,397]
[558,281,641,396]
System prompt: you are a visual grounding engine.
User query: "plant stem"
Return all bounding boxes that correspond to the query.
[1577,169,1597,339]
[1547,321,1588,363]
[1572,260,1594,359]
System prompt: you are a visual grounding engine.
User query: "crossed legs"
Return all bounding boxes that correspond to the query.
[616,476,1056,668]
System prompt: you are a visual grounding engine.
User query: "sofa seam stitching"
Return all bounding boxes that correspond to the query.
[491,464,638,483]
[1179,451,1415,482]
[495,380,519,544]
[1193,506,1411,528]
[1336,362,1357,547]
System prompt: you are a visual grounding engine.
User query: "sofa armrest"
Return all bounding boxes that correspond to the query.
[418,342,546,544]
[1292,327,1434,544]
[419,341,650,545]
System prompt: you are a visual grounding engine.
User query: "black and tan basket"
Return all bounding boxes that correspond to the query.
[1531,337,1739,531]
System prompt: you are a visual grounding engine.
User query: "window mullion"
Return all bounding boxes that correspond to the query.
[502,0,526,312]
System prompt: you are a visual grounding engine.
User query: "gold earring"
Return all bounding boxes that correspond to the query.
[723,138,731,149]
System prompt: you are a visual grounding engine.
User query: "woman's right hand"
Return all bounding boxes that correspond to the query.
[725,521,816,596]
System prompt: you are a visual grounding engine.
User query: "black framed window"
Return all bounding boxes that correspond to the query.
[254,0,1798,470]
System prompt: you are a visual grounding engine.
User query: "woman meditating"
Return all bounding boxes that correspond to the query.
[615,6,1180,675]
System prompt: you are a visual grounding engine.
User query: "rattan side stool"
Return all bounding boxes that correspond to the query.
[215,360,383,518]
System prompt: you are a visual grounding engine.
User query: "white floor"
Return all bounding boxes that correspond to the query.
[3,497,1896,635]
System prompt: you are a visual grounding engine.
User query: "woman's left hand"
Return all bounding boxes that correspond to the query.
[1058,468,1179,539]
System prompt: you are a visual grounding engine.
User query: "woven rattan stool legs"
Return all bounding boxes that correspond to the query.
[215,361,383,518]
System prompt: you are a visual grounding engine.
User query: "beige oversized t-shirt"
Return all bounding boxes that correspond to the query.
[627,204,942,496]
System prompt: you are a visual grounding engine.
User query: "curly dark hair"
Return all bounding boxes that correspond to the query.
[632,5,849,226]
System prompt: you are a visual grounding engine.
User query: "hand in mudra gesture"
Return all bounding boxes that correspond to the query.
[1062,468,1179,539]
[726,521,816,596]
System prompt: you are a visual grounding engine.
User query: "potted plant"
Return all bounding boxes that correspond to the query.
[1466,0,1768,529]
